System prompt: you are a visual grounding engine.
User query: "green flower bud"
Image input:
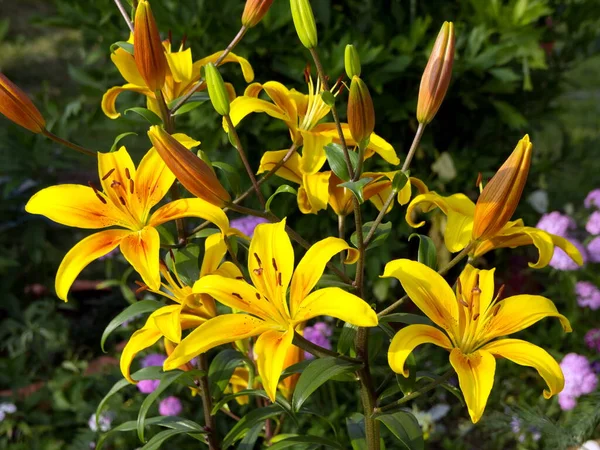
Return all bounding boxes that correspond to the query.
[290,0,318,49]
[204,63,230,116]
[344,45,361,78]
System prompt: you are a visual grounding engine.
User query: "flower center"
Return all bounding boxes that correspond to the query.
[298,70,342,131]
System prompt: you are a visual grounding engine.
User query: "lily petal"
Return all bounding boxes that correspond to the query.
[299,130,330,174]
[254,328,294,401]
[152,304,184,343]
[199,233,228,277]
[193,51,255,83]
[225,96,290,132]
[388,324,453,376]
[292,287,377,327]
[449,348,496,423]
[290,237,358,315]
[98,146,141,218]
[56,229,130,301]
[165,47,193,83]
[458,265,496,318]
[262,81,298,134]
[299,172,331,215]
[257,150,303,185]
[120,322,163,383]
[163,314,272,370]
[111,47,146,86]
[120,226,161,291]
[482,339,564,399]
[148,198,229,235]
[101,84,153,119]
[381,259,457,332]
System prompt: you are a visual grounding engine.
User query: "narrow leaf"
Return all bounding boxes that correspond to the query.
[237,423,263,450]
[269,435,344,449]
[266,185,298,212]
[222,405,283,448]
[168,92,210,109]
[350,221,391,250]
[408,234,437,269]
[110,41,134,54]
[208,349,252,399]
[338,178,373,204]
[392,170,409,191]
[337,323,357,355]
[378,313,433,326]
[140,429,193,450]
[376,411,424,450]
[325,143,359,182]
[101,300,162,352]
[346,413,367,450]
[124,107,163,126]
[110,132,137,153]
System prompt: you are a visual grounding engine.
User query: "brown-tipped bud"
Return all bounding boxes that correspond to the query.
[290,0,318,49]
[204,63,230,116]
[416,21,455,124]
[242,0,274,28]
[134,0,167,92]
[472,135,532,241]
[0,73,46,133]
[344,45,361,78]
[347,76,375,147]
[148,126,231,207]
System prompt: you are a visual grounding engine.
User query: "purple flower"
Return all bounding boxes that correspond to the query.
[576,281,600,310]
[159,396,183,416]
[230,216,269,238]
[141,353,166,368]
[584,189,600,209]
[587,236,600,263]
[137,379,160,394]
[88,412,114,432]
[549,238,587,271]
[303,322,333,359]
[536,211,576,238]
[586,211,600,235]
[558,353,598,411]
[585,329,600,353]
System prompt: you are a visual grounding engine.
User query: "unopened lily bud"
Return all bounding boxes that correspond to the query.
[344,45,361,78]
[204,63,230,116]
[242,0,274,28]
[0,73,46,133]
[416,21,455,124]
[290,0,318,49]
[347,76,375,147]
[134,0,167,92]
[148,126,231,207]
[472,135,532,241]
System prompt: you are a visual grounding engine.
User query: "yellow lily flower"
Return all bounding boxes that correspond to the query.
[163,219,378,401]
[383,260,571,423]
[25,137,231,300]
[102,35,254,119]
[120,233,242,383]
[406,191,583,268]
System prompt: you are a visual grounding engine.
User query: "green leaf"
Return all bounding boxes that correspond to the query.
[100,300,162,352]
[171,93,210,116]
[280,359,313,379]
[321,90,336,107]
[376,411,424,450]
[351,221,391,250]
[168,92,210,109]
[392,170,409,191]
[110,41,134,54]
[212,161,241,196]
[211,389,293,417]
[416,372,464,405]
[378,313,433,326]
[269,435,344,449]
[237,423,263,450]
[337,323,357,355]
[408,234,437,269]
[222,404,283,448]
[324,143,359,182]
[165,244,201,286]
[124,107,163,126]
[346,413,366,450]
[140,429,193,450]
[395,354,417,395]
[110,132,137,153]
[266,185,298,212]
[338,178,373,204]
[292,357,360,412]
[208,349,252,399]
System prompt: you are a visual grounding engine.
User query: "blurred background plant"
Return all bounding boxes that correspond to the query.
[1,0,599,448]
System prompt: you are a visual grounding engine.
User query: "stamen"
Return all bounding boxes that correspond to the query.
[456,278,463,296]
[253,268,263,276]
[476,172,482,188]
[129,179,135,194]
[119,196,126,206]
[458,296,469,307]
[278,272,282,286]
[473,313,480,321]
[254,253,262,267]
[102,168,115,180]
[236,276,244,280]
[493,304,502,316]
[303,63,311,84]
[272,258,278,271]
[496,284,506,302]
[181,34,187,49]
[125,168,131,180]
[135,281,149,294]
[255,293,261,299]
[232,293,243,300]
[88,181,107,204]
[111,180,122,188]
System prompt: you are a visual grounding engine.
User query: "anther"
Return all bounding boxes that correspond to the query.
[111,180,122,188]
[181,34,187,49]
[135,281,149,294]
[493,304,502,316]
[88,181,107,204]
[253,268,263,276]
[102,168,115,180]
[476,172,482,188]
[119,196,126,206]
[254,252,262,267]
[458,296,469,307]
[303,63,311,84]
[278,272,282,286]
[255,293,261,299]
[473,313,480,321]
[129,179,135,194]
[125,168,131,180]
[272,258,278,271]
[232,293,243,300]
[236,276,244,280]
[496,284,506,301]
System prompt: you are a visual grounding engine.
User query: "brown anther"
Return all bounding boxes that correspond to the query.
[102,168,116,180]
[125,168,131,179]
[159,260,169,270]
[303,63,311,83]
[135,282,149,294]
[272,258,278,271]
[473,313,480,321]
[111,180,122,188]
[253,268,263,276]
[493,304,502,316]
[476,172,482,188]
[236,276,244,280]
[496,284,506,301]
[232,293,243,300]
[129,179,135,194]
[334,73,345,86]
[255,293,261,299]
[88,181,108,204]
[458,296,469,307]
[119,196,126,206]
[254,252,262,267]
[456,278,462,295]
[278,272,282,286]
[181,34,187,49]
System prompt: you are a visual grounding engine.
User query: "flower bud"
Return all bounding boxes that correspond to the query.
[242,0,274,28]
[416,21,455,124]
[290,0,318,49]
[472,135,532,241]
[344,45,361,78]
[347,76,375,147]
[134,0,167,92]
[148,126,231,207]
[204,63,230,116]
[0,73,46,133]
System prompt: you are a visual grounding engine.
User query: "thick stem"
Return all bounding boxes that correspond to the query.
[363,190,396,248]
[352,142,367,182]
[42,130,96,157]
[198,354,220,450]
[356,327,379,449]
[401,122,425,172]
[224,114,265,207]
[293,332,361,364]
[170,26,248,115]
[338,214,346,266]
[352,201,365,298]
[113,0,134,32]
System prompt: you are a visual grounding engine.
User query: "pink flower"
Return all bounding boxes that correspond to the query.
[158,396,183,416]
[576,281,600,310]
[558,353,598,411]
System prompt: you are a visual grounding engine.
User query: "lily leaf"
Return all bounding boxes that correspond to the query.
[376,410,424,450]
[351,221,391,250]
[338,177,373,204]
[124,107,163,126]
[325,143,359,182]
[100,300,163,352]
[408,233,437,269]
[110,41,133,54]
[346,413,367,450]
[266,184,298,212]
[110,132,137,153]
[222,404,284,448]
[208,349,253,399]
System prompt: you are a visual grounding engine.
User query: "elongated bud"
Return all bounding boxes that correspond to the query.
[416,21,455,124]
[204,63,230,116]
[134,0,167,92]
[472,135,532,240]
[345,45,361,78]
[347,76,375,147]
[148,126,231,207]
[290,0,318,49]
[0,73,46,133]
[242,0,274,28]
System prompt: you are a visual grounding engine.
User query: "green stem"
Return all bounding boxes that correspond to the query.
[352,142,367,182]
[401,122,425,172]
[198,354,220,450]
[42,130,96,157]
[356,327,379,449]
[292,332,362,364]
[113,0,134,32]
[363,190,396,248]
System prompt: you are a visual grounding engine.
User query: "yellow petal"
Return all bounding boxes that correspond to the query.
[280,341,304,400]
[25,185,128,229]
[290,237,357,315]
[485,295,572,341]
[97,146,141,218]
[449,348,496,423]
[148,198,229,235]
[262,81,298,134]
[254,328,294,402]
[292,287,377,327]
[458,265,496,318]
[55,229,130,301]
[482,338,564,398]
[111,47,146,86]
[120,322,162,383]
[225,96,290,131]
[152,304,184,343]
[120,226,161,291]
[299,130,330,174]
[249,220,294,319]
[299,172,331,214]
[381,259,457,332]
[165,47,193,83]
[163,314,272,370]
[257,150,303,185]
[199,233,228,277]
[193,51,255,83]
[101,84,152,119]
[388,324,453,376]
[135,148,175,215]
[213,261,244,280]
